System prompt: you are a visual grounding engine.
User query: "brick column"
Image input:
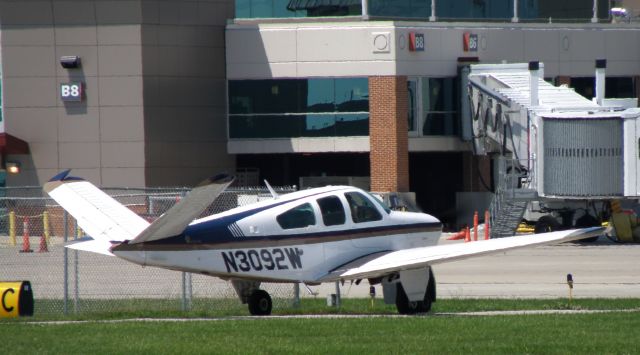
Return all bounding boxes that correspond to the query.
[369,76,409,192]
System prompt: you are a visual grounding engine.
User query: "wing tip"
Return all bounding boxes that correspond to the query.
[196,173,235,188]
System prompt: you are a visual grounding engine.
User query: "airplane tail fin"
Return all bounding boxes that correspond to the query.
[44,170,150,246]
[44,170,235,253]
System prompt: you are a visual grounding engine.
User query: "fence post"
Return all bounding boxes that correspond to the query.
[334,281,341,308]
[74,220,79,314]
[181,272,192,311]
[63,211,69,315]
[293,283,300,308]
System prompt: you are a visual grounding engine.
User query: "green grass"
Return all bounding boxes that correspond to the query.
[4,312,640,354]
[20,297,640,321]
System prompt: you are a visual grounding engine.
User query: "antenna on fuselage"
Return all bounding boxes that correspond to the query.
[264,179,279,199]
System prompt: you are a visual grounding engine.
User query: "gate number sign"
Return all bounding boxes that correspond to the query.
[60,82,83,102]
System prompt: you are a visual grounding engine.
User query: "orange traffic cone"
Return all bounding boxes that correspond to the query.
[20,217,33,253]
[38,234,48,253]
[464,226,471,243]
[447,229,467,240]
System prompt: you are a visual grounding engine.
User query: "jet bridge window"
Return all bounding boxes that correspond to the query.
[317,196,346,226]
[277,203,316,230]
[345,192,382,223]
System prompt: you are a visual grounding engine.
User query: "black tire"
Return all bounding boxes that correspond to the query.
[248,290,272,316]
[574,214,600,243]
[534,215,561,234]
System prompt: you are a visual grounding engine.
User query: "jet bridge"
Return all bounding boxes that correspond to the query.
[466,61,640,238]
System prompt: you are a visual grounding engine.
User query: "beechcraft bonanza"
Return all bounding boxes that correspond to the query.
[45,171,603,315]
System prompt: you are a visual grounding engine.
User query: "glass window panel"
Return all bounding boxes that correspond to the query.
[273,0,295,18]
[335,78,368,112]
[277,203,316,229]
[306,79,334,113]
[335,113,368,136]
[422,112,458,136]
[303,114,335,137]
[369,0,429,18]
[345,192,382,223]
[408,80,417,131]
[251,0,273,17]
[230,115,303,138]
[235,0,252,18]
[229,80,302,114]
[317,196,345,226]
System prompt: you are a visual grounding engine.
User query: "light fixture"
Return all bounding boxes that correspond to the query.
[6,162,20,174]
[60,56,81,69]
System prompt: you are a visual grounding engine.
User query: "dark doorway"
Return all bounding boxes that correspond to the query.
[409,152,464,229]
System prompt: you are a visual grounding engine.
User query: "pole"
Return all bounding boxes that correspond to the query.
[335,281,341,308]
[9,211,15,246]
[473,211,479,241]
[293,283,300,308]
[43,211,50,242]
[429,0,436,22]
[512,0,519,23]
[591,0,598,23]
[63,211,69,315]
[74,220,79,314]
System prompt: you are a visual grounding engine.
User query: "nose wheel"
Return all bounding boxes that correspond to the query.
[248,289,272,316]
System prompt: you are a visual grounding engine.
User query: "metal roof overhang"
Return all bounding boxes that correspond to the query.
[0,133,30,155]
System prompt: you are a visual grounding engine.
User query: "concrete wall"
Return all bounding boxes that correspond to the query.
[0,0,145,186]
[0,0,234,187]
[140,0,235,186]
[226,22,640,79]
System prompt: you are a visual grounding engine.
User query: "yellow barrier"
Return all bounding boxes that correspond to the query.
[43,211,50,242]
[9,211,16,246]
[0,281,33,318]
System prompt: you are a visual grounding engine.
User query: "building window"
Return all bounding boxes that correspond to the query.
[407,77,459,137]
[236,0,361,19]
[569,77,636,100]
[229,78,369,139]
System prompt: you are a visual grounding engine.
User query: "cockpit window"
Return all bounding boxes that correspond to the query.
[345,192,382,223]
[276,203,316,230]
[317,196,346,226]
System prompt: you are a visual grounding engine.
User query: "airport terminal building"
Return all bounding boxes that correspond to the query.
[1,0,640,225]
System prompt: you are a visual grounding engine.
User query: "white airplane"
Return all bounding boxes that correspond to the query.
[44,170,603,316]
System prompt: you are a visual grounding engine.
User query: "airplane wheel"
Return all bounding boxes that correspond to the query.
[248,290,272,316]
[395,283,427,315]
[534,216,561,233]
[574,214,600,243]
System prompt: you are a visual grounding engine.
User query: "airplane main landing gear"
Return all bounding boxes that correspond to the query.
[394,268,436,315]
[248,289,272,316]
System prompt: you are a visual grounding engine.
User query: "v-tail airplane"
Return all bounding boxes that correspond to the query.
[44,170,603,315]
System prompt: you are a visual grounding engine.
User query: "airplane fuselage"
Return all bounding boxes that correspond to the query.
[112,186,442,283]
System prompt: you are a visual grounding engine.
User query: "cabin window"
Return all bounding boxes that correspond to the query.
[276,203,316,229]
[317,196,346,226]
[345,192,382,223]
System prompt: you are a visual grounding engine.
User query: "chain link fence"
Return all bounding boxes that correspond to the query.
[0,185,298,316]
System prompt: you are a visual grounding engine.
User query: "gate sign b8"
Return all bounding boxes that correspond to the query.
[409,33,425,52]
[60,82,83,102]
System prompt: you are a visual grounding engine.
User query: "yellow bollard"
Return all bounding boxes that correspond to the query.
[9,211,16,246]
[43,211,50,243]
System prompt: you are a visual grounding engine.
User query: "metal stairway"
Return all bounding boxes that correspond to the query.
[489,159,536,238]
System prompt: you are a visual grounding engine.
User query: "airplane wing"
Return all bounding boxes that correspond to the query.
[335,227,604,280]
[128,173,234,244]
